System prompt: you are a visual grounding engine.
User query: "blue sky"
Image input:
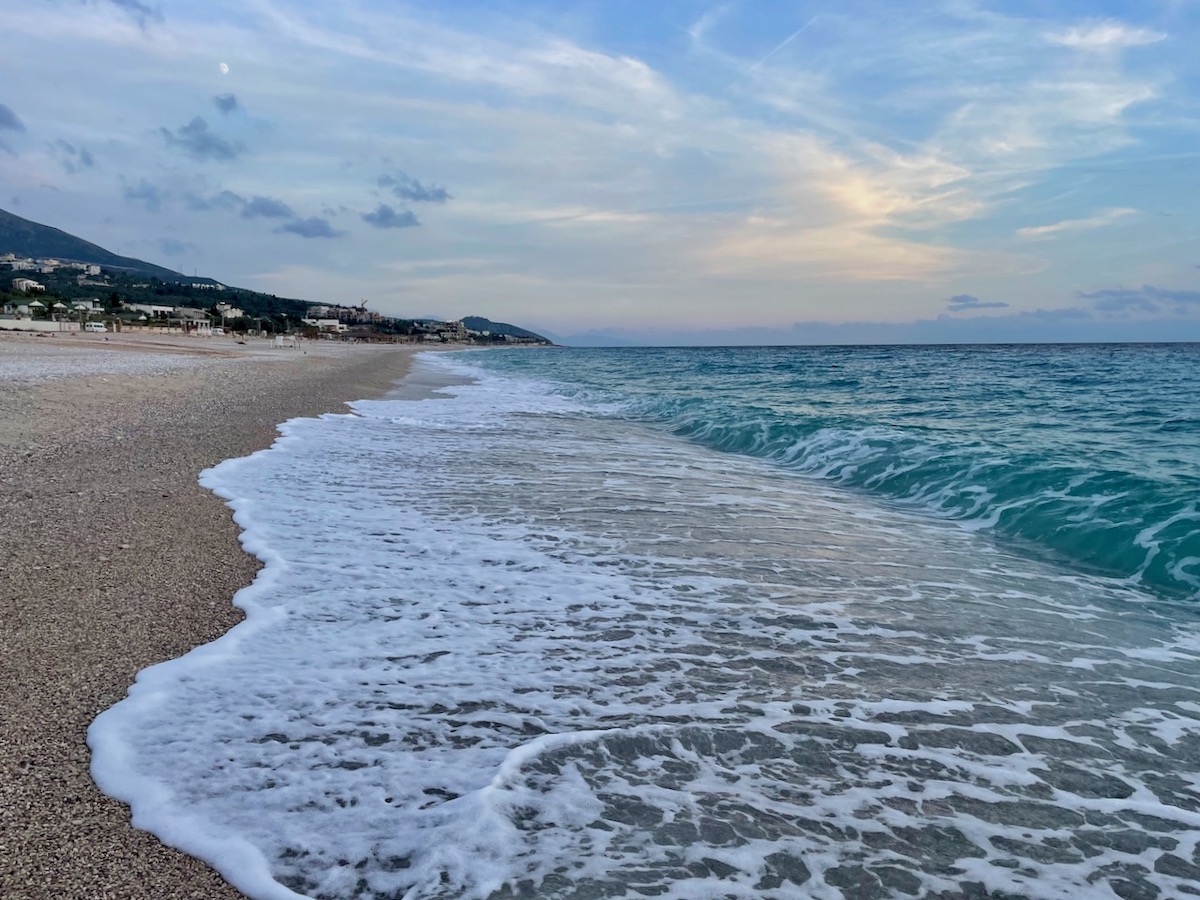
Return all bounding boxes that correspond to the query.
[3,0,1200,344]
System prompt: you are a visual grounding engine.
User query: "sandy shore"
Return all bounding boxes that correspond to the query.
[0,333,422,899]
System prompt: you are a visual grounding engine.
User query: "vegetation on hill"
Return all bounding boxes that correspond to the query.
[461,316,550,342]
[0,208,552,343]
[0,208,195,281]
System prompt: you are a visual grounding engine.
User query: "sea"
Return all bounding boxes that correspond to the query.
[90,343,1200,900]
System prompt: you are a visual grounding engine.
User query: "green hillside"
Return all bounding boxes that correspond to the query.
[0,207,192,281]
[461,316,550,343]
[1,208,552,341]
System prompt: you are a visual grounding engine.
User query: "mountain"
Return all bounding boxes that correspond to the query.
[461,316,552,343]
[0,207,196,281]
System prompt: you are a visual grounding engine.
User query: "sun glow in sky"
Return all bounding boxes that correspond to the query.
[3,0,1200,344]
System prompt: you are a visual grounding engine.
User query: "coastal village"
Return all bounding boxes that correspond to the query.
[0,252,548,345]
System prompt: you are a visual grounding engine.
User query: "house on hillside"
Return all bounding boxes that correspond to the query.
[126,302,175,318]
[302,317,347,333]
[12,277,45,293]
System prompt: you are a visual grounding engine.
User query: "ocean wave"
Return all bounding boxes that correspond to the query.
[631,399,1200,600]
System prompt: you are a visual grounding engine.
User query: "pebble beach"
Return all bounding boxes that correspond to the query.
[0,332,419,899]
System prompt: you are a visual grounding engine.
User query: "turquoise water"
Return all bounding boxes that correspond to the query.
[474,344,1200,602]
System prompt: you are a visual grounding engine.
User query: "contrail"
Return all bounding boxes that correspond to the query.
[728,15,819,89]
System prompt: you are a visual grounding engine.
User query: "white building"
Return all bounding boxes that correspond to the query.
[215,301,245,319]
[12,277,45,292]
[126,302,176,317]
[302,317,347,333]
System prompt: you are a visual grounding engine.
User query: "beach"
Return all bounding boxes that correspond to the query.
[9,340,1200,899]
[0,332,418,899]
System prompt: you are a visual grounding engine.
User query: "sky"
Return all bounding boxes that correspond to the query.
[3,0,1200,344]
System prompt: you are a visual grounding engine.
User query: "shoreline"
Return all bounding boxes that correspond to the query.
[0,335,424,899]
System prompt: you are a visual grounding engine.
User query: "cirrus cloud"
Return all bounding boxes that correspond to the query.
[1047,20,1166,50]
[1017,208,1136,239]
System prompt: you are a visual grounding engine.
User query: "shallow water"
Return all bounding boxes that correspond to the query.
[91,346,1200,899]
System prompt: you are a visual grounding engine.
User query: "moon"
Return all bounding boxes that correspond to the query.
[219,62,230,75]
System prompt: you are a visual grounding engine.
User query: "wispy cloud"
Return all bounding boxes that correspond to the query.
[1017,208,1136,239]
[160,116,242,162]
[1047,20,1166,50]
[728,16,819,89]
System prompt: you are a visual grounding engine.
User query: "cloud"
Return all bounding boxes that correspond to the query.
[0,103,24,132]
[213,93,240,115]
[1047,20,1166,50]
[122,178,163,212]
[105,0,162,27]
[362,204,419,229]
[158,237,196,257]
[946,294,1009,312]
[278,217,344,239]
[1077,285,1200,312]
[160,116,242,162]
[1017,208,1136,239]
[378,171,450,203]
[241,195,295,219]
[185,189,246,211]
[54,140,96,174]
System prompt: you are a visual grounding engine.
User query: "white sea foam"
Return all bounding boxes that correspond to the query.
[91,351,1200,899]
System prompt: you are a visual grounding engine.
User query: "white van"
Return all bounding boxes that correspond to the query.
[84,322,107,333]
